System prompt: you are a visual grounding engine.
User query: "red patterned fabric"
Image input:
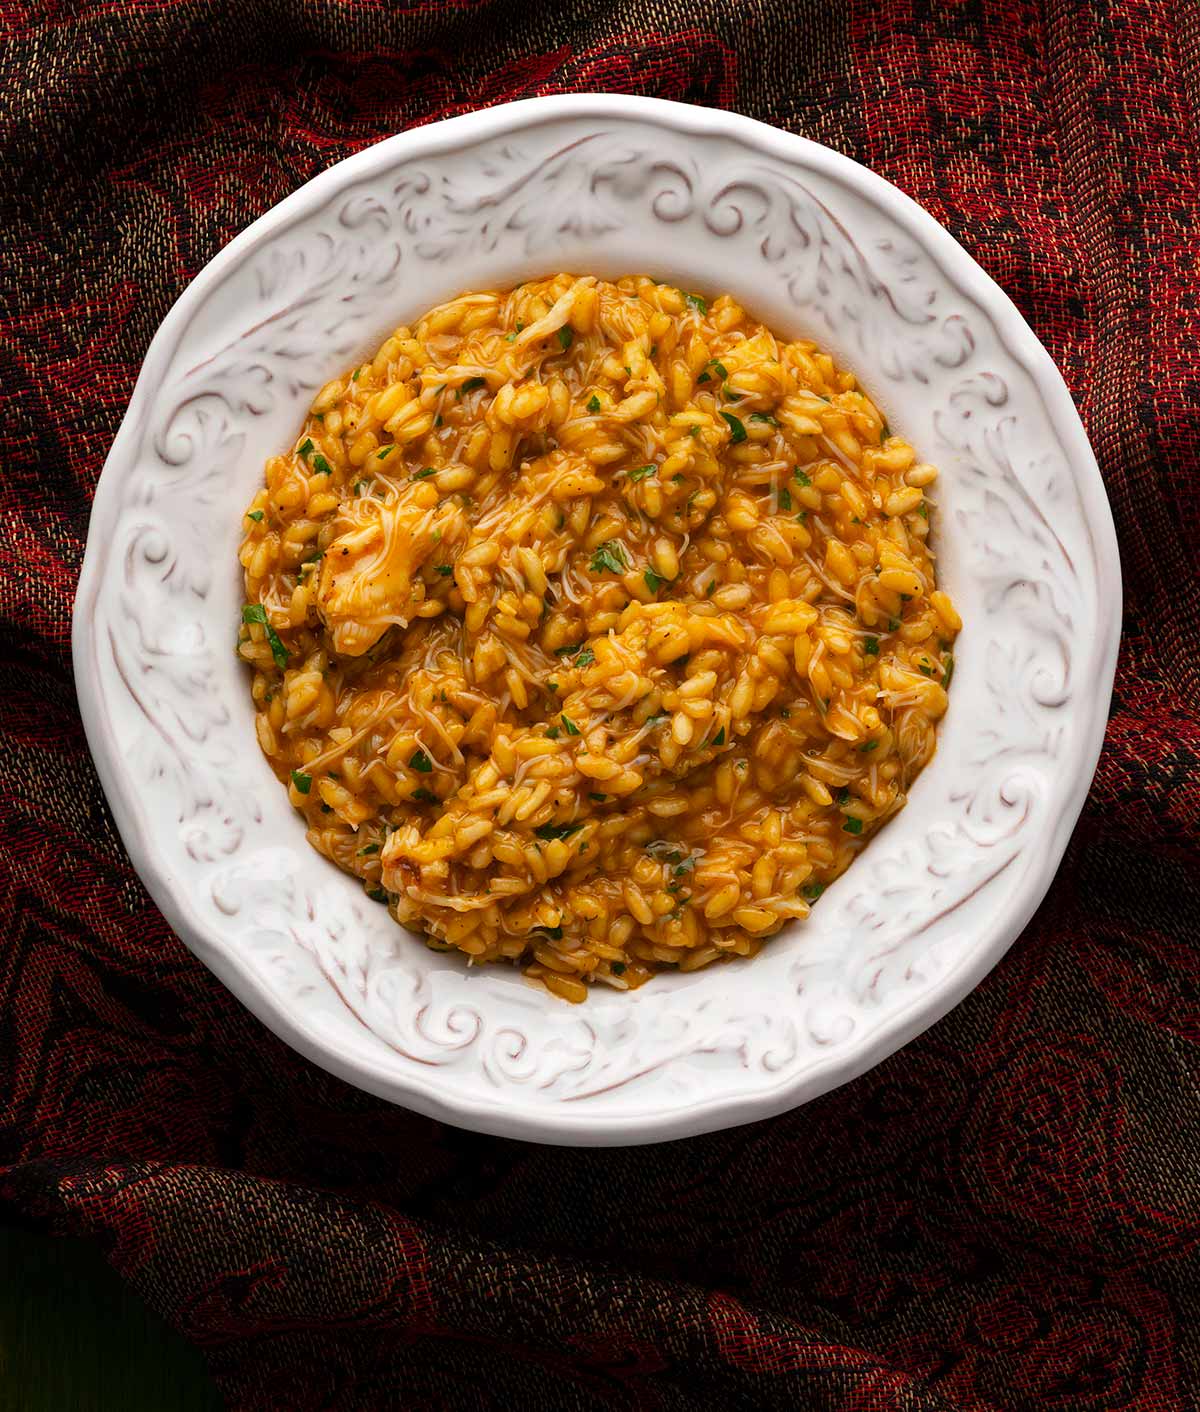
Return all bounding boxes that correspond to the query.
[2,3,1198,1407]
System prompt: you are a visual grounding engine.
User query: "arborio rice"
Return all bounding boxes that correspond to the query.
[237,274,960,1002]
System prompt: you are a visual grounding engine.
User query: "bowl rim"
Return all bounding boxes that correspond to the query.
[73,94,1122,1144]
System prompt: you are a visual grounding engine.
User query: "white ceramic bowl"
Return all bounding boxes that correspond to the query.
[73,96,1120,1145]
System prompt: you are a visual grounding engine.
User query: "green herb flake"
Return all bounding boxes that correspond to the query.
[573,646,596,669]
[682,291,708,315]
[367,887,388,904]
[628,463,657,482]
[413,788,439,804]
[698,371,711,384]
[778,488,792,512]
[943,654,956,687]
[297,438,314,458]
[377,445,396,460]
[461,377,486,396]
[864,636,880,655]
[587,394,601,413]
[358,842,380,855]
[710,360,728,379]
[918,502,929,520]
[412,466,436,480]
[409,749,433,773]
[290,770,312,795]
[247,509,264,522]
[434,414,443,427]
[860,739,880,752]
[843,816,864,836]
[721,412,747,444]
[435,564,453,576]
[611,961,627,975]
[793,468,812,487]
[802,881,825,901]
[589,541,628,575]
[351,368,361,382]
[673,857,696,877]
[546,680,559,693]
[533,822,583,842]
[560,715,580,736]
[711,726,726,747]
[750,412,778,425]
[241,604,288,669]
[888,617,901,632]
[311,454,333,476]
[589,792,607,803]
[546,726,560,740]
[880,418,892,441]
[354,481,367,495]
[644,568,667,593]
[556,326,574,351]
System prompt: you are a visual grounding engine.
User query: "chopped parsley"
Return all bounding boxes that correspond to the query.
[943,654,955,687]
[644,568,667,593]
[556,326,574,350]
[241,604,288,669]
[589,541,628,575]
[793,468,812,487]
[587,394,601,413]
[864,636,880,655]
[860,739,879,752]
[435,564,453,576]
[918,503,929,520]
[546,726,560,740]
[311,454,332,476]
[611,961,626,975]
[682,291,708,315]
[290,770,312,794]
[409,749,433,773]
[247,509,264,522]
[573,646,595,669]
[711,726,726,747]
[367,887,388,903]
[412,466,436,480]
[412,788,438,803]
[721,411,747,443]
[880,418,892,440]
[750,412,778,425]
[351,367,361,381]
[628,463,657,482]
[778,488,792,512]
[547,681,559,692]
[802,881,825,901]
[560,715,580,736]
[589,793,607,803]
[358,842,380,855]
[888,617,901,632]
[460,377,486,396]
[377,445,396,459]
[533,822,583,841]
[843,816,864,836]
[354,480,367,495]
[297,438,314,458]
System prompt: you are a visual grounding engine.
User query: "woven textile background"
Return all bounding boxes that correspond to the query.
[2,1,1199,1407]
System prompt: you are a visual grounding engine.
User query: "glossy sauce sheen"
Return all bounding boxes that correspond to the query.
[237,275,960,1002]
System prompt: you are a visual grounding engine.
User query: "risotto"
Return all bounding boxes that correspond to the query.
[237,275,960,1002]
